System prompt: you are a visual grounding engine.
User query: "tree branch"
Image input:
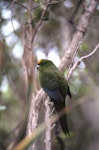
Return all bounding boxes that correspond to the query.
[59,0,98,71]
[69,0,83,23]
[44,97,51,150]
[67,42,99,80]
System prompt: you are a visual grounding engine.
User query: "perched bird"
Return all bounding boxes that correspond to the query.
[37,59,71,135]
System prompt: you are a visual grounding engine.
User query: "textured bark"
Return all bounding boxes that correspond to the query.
[59,0,98,71]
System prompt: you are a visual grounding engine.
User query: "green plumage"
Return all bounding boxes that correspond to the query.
[37,59,71,135]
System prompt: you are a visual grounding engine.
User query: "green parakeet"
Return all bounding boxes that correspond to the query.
[37,59,71,135]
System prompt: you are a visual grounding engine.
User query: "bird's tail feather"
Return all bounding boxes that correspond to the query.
[53,101,69,136]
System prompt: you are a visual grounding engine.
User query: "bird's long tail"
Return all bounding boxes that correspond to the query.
[53,101,69,136]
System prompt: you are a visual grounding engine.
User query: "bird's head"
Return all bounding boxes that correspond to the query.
[37,59,54,70]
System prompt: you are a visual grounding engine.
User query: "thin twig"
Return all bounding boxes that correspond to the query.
[70,0,83,23]
[10,0,23,36]
[30,0,63,11]
[67,43,99,80]
[80,43,99,59]
[49,0,64,5]
[15,1,28,10]
[31,0,51,43]
[11,17,18,36]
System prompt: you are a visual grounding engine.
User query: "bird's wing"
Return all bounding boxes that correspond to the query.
[42,87,64,102]
[41,69,64,102]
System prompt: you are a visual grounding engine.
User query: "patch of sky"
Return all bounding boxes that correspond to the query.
[6,33,18,46]
[0,105,6,111]
[1,19,20,36]
[1,8,12,19]
[64,0,73,8]
[12,43,23,59]
[47,47,60,67]
[97,5,99,10]
[36,48,46,60]
[36,46,60,67]
[0,76,9,92]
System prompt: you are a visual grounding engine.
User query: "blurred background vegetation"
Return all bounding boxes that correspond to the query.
[0,0,99,150]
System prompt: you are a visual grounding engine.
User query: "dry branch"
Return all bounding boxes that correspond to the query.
[44,97,52,150]
[67,42,99,80]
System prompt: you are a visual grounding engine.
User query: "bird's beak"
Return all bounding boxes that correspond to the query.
[37,64,39,70]
[37,60,41,70]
